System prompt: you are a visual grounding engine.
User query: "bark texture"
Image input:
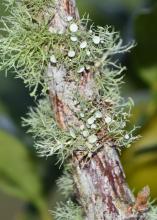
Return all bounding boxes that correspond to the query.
[47,0,149,219]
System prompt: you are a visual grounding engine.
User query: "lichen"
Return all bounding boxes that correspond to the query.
[0,0,138,162]
[51,200,83,220]
[1,0,149,219]
[147,205,157,220]
[0,1,132,97]
[56,169,74,198]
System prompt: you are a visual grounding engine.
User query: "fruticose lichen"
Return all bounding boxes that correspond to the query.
[0,0,138,161]
[51,200,83,220]
[0,0,148,219]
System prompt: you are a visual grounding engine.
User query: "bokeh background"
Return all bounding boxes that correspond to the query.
[0,0,157,219]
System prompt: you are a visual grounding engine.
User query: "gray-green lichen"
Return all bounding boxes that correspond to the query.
[1,1,156,219]
[22,98,89,161]
[0,0,55,95]
[0,0,132,97]
[0,0,138,160]
[56,169,74,198]
[147,205,157,220]
[51,200,83,220]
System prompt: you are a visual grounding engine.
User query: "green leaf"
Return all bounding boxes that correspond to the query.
[0,129,42,203]
[139,66,157,90]
[122,115,157,198]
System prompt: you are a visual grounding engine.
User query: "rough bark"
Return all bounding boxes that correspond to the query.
[72,147,149,220]
[47,0,149,219]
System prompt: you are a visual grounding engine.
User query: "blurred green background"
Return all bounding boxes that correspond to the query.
[0,0,157,219]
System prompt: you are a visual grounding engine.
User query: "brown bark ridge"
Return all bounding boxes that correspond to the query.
[47,0,150,219]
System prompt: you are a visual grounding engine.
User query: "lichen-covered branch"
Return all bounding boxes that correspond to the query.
[45,0,149,219]
[0,0,151,219]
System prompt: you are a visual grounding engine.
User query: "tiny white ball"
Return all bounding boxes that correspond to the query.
[87,116,95,125]
[68,50,75,58]
[91,124,97,129]
[86,50,91,56]
[82,130,89,138]
[70,23,78,33]
[80,112,85,118]
[77,67,85,73]
[95,111,102,118]
[105,116,112,124]
[88,134,98,144]
[88,152,92,157]
[70,36,78,42]
[92,36,101,44]
[80,41,87,49]
[125,134,129,140]
[67,16,73,22]
[50,55,57,64]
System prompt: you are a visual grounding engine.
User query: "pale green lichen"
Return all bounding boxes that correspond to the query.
[1,0,153,219]
[0,0,137,160]
[0,0,132,97]
[56,170,74,198]
[0,0,55,96]
[22,98,80,161]
[22,98,101,161]
[52,200,83,220]
[22,93,137,162]
[3,0,55,18]
[147,205,157,220]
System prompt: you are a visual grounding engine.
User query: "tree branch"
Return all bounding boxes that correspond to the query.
[0,0,152,219]
[46,0,149,219]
